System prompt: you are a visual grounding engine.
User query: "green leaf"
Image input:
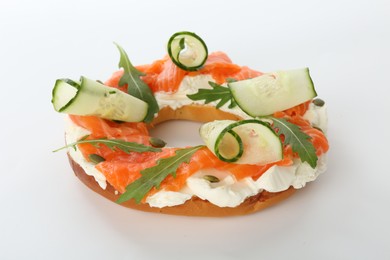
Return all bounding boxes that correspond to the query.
[117,145,204,204]
[53,137,161,153]
[114,43,159,123]
[270,117,318,168]
[187,81,236,109]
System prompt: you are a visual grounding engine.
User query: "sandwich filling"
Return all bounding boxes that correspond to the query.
[65,75,328,208]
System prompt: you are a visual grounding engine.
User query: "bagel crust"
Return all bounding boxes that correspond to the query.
[68,154,296,217]
[66,104,297,217]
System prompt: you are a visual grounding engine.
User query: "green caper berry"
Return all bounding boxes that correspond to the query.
[313,98,325,107]
[112,120,125,124]
[313,126,323,132]
[203,175,220,183]
[149,137,167,148]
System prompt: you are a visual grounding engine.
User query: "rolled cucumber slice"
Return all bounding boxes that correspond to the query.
[228,68,317,116]
[200,119,283,165]
[167,31,208,71]
[51,76,148,122]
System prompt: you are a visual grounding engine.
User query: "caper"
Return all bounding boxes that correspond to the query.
[149,137,167,148]
[313,126,323,132]
[89,154,106,164]
[203,175,220,183]
[313,98,325,107]
[112,120,125,124]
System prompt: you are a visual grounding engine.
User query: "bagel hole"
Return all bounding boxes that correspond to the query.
[149,120,204,147]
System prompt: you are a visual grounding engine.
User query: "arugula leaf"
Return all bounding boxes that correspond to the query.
[114,43,159,123]
[53,137,161,153]
[270,117,318,168]
[117,145,204,204]
[187,81,236,109]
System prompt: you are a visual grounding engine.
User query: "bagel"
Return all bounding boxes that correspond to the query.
[68,106,298,216]
[54,36,329,217]
[67,105,299,216]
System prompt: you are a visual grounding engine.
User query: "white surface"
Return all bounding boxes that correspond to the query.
[1,0,389,259]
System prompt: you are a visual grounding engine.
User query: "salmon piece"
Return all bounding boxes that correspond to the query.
[147,143,294,197]
[105,52,260,94]
[152,59,188,93]
[283,101,311,117]
[69,115,149,138]
[273,107,329,157]
[137,58,166,74]
[302,128,329,156]
[156,148,226,193]
[103,58,168,93]
[273,102,311,119]
[104,70,126,92]
[205,51,233,63]
[96,148,176,193]
[139,52,242,92]
[69,115,152,164]
[190,52,242,84]
[107,57,188,93]
[97,148,216,198]
[138,58,167,92]
[76,134,153,163]
[218,154,294,180]
[229,66,263,81]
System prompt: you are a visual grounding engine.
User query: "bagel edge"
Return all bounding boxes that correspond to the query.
[67,105,297,217]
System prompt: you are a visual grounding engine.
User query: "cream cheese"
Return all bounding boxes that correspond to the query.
[146,155,327,208]
[65,75,329,208]
[303,103,328,133]
[145,190,192,208]
[64,117,107,189]
[256,155,327,192]
[186,170,260,207]
[154,75,214,110]
[155,75,252,119]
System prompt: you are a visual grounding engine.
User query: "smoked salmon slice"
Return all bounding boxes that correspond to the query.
[104,52,261,93]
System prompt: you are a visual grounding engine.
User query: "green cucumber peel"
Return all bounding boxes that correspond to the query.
[200,119,283,165]
[167,31,208,71]
[51,77,148,122]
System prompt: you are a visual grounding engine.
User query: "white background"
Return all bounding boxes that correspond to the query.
[1,0,389,259]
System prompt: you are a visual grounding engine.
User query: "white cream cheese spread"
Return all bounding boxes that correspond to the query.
[65,117,107,189]
[303,102,328,133]
[65,75,328,208]
[146,155,327,208]
[155,75,252,119]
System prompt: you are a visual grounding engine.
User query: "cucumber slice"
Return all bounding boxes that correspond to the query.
[51,76,148,122]
[167,31,208,71]
[200,119,283,165]
[229,68,317,116]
